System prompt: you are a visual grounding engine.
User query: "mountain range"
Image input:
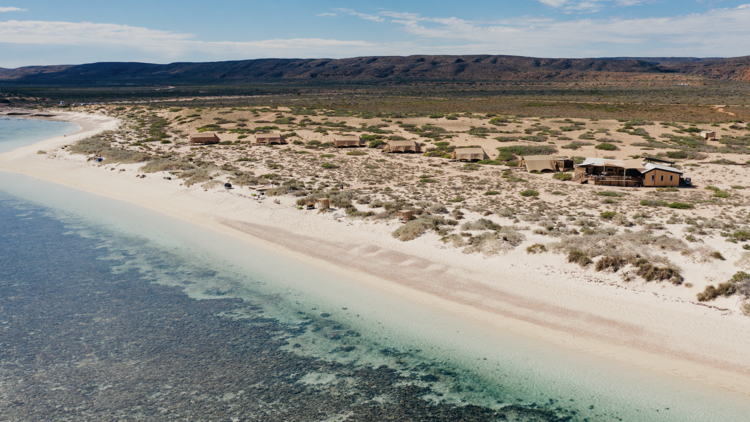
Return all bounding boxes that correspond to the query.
[1,55,749,85]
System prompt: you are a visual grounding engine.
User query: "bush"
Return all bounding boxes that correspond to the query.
[321,162,338,169]
[710,251,725,260]
[595,143,618,151]
[640,199,669,207]
[697,282,735,302]
[713,190,730,198]
[520,190,539,197]
[461,218,501,231]
[600,211,617,220]
[392,219,431,241]
[526,243,548,254]
[667,202,693,209]
[346,150,367,156]
[633,259,681,284]
[595,255,627,272]
[596,191,622,197]
[733,230,750,241]
[484,190,500,195]
[567,250,592,267]
[368,139,385,148]
[553,173,572,181]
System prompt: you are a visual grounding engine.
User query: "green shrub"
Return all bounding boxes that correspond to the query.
[553,173,572,181]
[520,190,539,197]
[320,154,335,158]
[640,199,669,207]
[667,202,693,209]
[484,190,500,195]
[567,250,592,267]
[733,230,750,241]
[346,150,367,156]
[526,243,548,254]
[595,142,618,151]
[368,139,385,148]
[704,185,720,191]
[321,162,338,169]
[597,191,622,197]
[713,190,730,198]
[710,251,725,260]
[600,211,617,220]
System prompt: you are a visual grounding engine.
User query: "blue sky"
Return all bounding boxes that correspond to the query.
[1,1,750,67]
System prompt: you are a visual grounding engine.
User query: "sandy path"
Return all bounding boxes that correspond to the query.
[2,112,750,398]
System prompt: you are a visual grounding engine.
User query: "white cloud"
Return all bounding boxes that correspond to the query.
[0,6,26,12]
[334,8,384,22]
[350,5,750,57]
[316,13,337,17]
[0,20,378,59]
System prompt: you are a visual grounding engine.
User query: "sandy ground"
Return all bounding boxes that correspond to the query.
[2,111,750,399]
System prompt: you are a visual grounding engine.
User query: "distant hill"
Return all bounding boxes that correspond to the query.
[1,55,749,85]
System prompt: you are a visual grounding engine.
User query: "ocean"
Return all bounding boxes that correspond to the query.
[1,118,749,421]
[0,116,79,154]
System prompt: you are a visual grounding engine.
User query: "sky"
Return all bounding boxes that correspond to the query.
[1,0,750,68]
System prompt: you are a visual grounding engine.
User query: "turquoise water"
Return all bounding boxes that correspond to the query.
[0,116,79,154]
[1,120,750,421]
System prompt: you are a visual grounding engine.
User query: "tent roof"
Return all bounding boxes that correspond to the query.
[335,135,360,140]
[191,132,218,138]
[256,133,282,138]
[389,140,417,146]
[456,147,486,154]
[522,155,556,161]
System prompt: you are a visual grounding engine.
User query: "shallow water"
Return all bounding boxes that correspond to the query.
[0,116,79,154]
[1,120,750,421]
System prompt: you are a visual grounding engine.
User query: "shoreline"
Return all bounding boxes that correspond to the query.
[1,111,750,398]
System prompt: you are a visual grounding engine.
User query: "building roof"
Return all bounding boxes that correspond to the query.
[644,162,683,174]
[335,135,361,141]
[575,158,622,167]
[256,133,283,139]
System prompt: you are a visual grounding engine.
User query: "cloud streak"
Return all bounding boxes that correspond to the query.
[0,6,26,12]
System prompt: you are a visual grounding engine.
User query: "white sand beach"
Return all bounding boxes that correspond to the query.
[2,111,750,400]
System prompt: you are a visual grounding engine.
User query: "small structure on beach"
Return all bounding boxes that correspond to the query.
[519,155,567,173]
[642,163,682,187]
[316,198,330,209]
[255,133,286,145]
[398,210,413,222]
[190,132,220,145]
[334,135,363,148]
[387,140,421,153]
[700,131,717,140]
[452,147,489,161]
[574,158,685,187]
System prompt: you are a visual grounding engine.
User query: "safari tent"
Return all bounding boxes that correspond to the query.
[452,147,489,161]
[700,131,717,140]
[189,132,220,145]
[521,155,557,172]
[334,135,363,148]
[316,198,330,209]
[387,140,421,153]
[255,133,286,145]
